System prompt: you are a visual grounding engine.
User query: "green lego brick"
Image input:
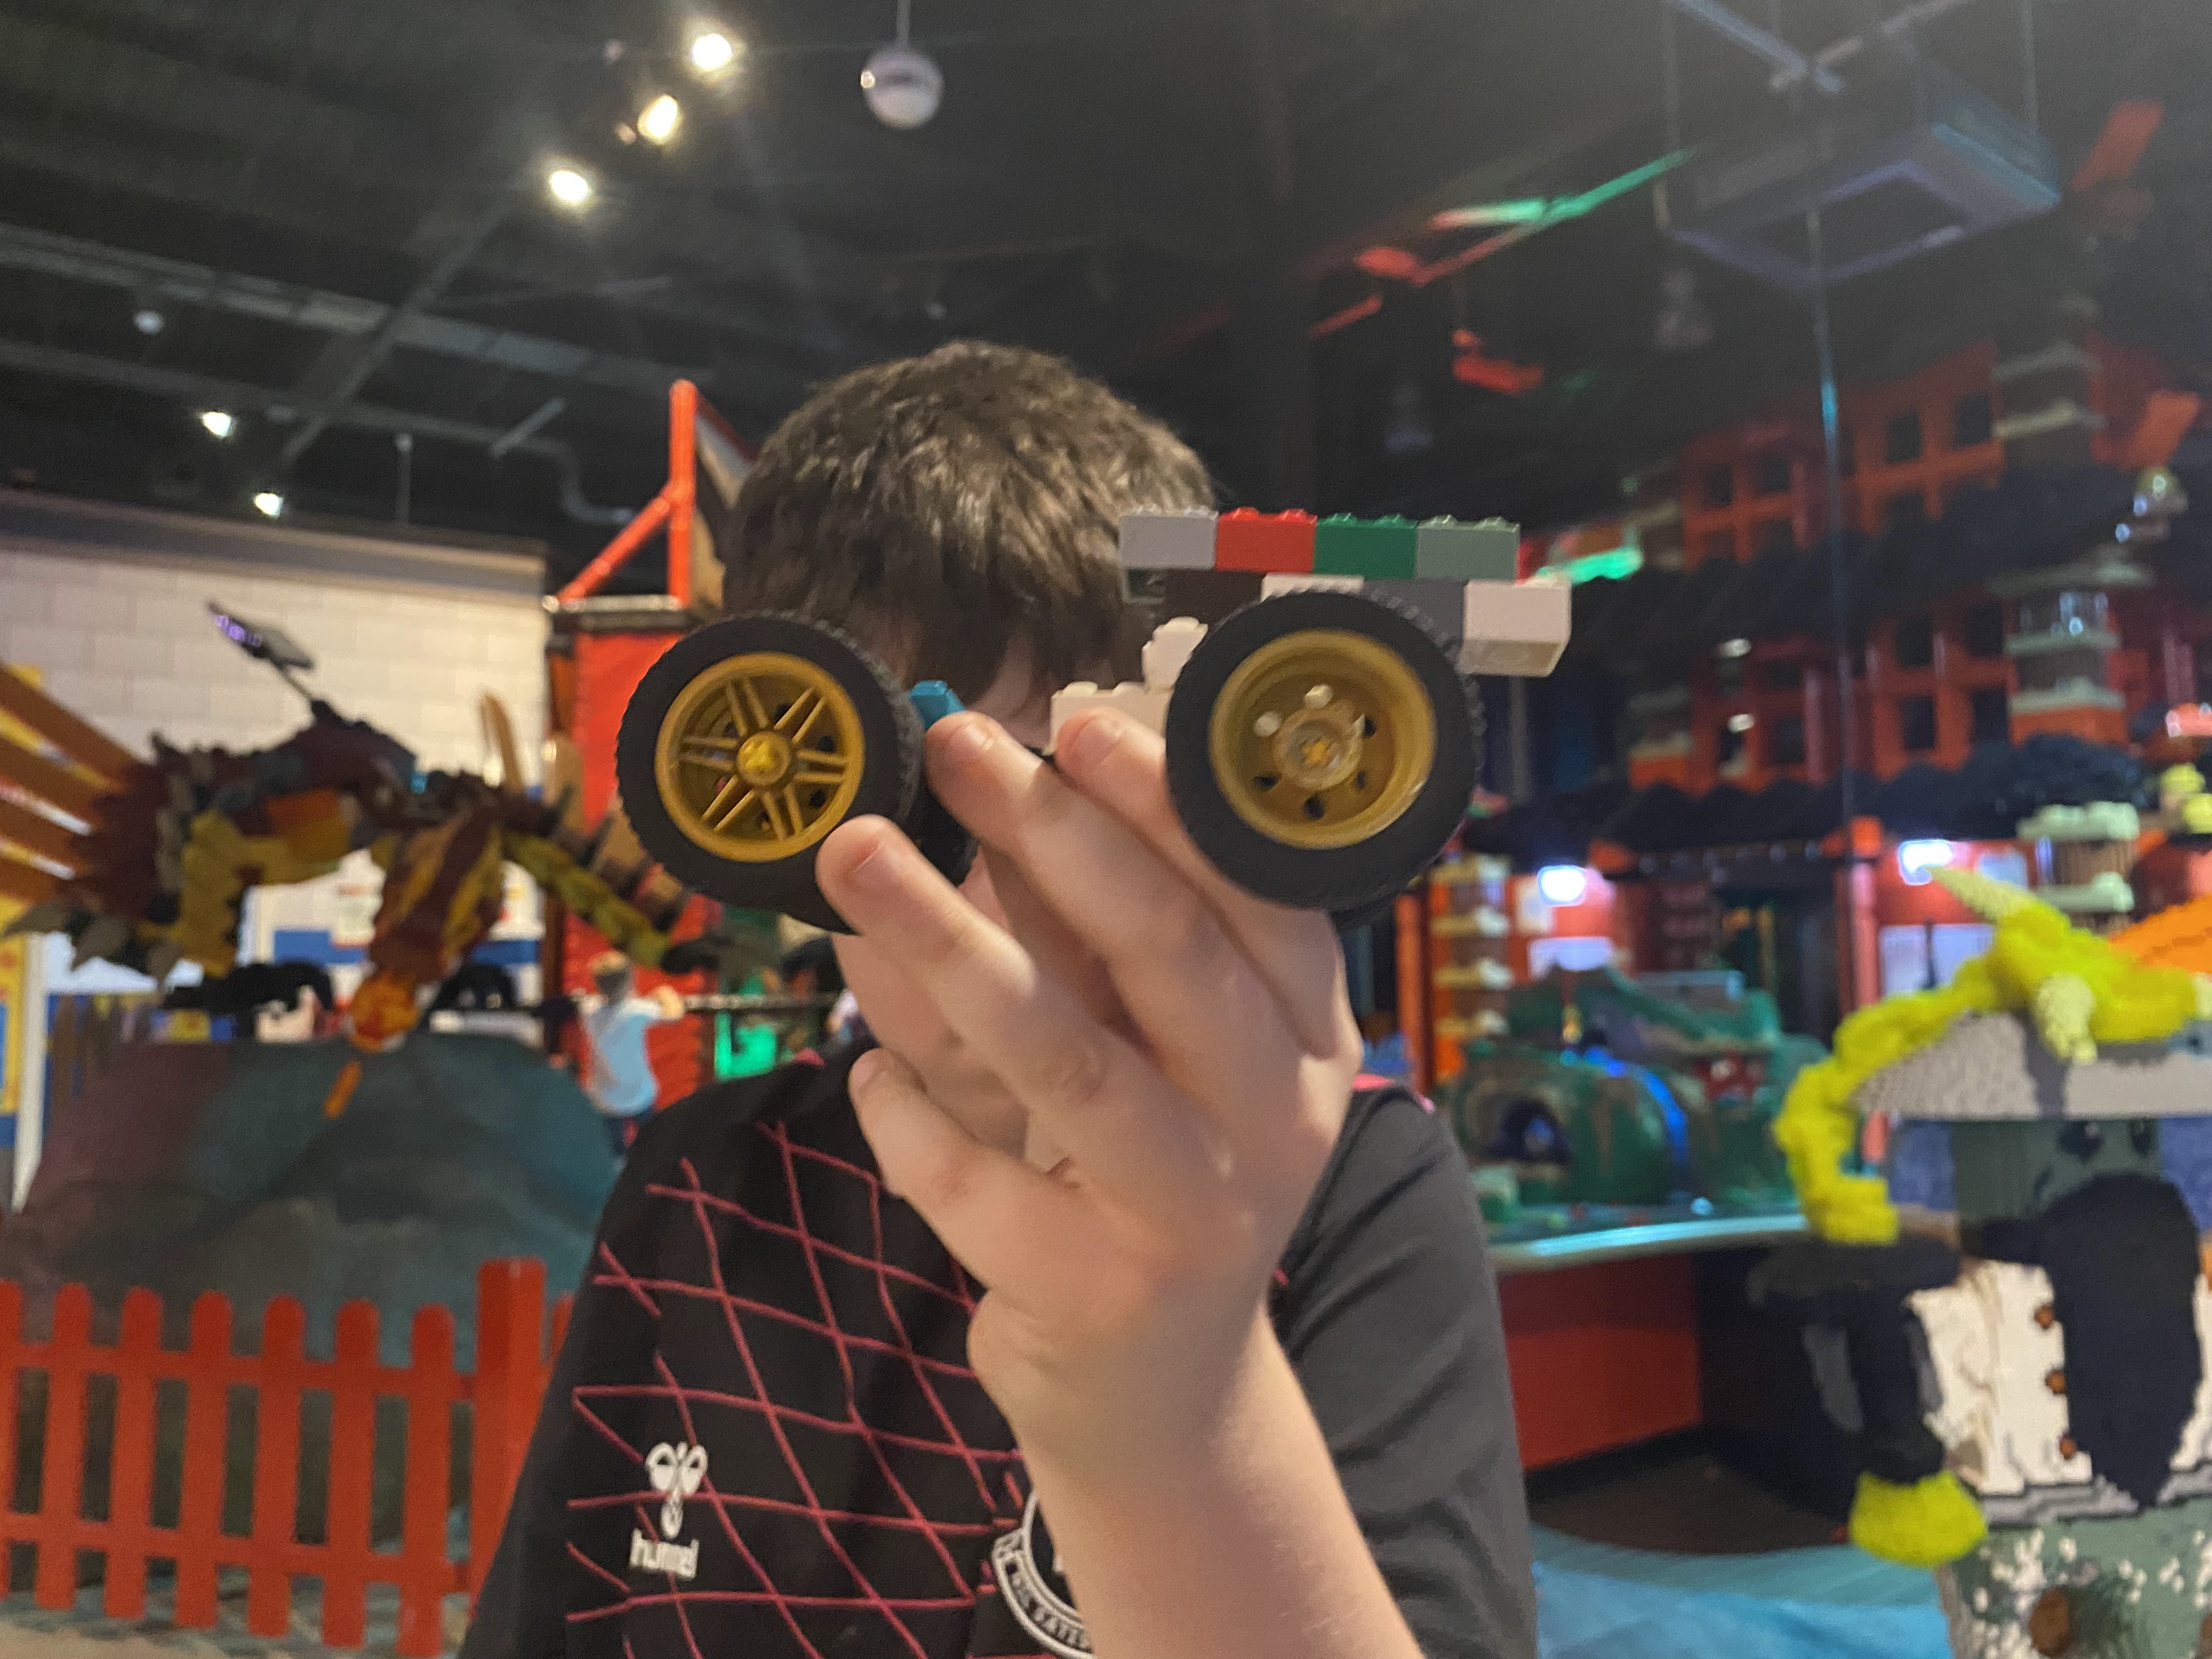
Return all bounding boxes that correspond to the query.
[1415,517,1520,582]
[1313,515,1417,578]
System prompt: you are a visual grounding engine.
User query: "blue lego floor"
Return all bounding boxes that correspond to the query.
[1533,1526,1946,1659]
[1523,1436,1949,1659]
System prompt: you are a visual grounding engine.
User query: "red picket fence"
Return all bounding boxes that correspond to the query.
[0,1258,571,1656]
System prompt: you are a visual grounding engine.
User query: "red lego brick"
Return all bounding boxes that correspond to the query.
[1214,507,1316,573]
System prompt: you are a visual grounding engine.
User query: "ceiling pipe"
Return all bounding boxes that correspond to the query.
[1771,0,1979,92]
[0,220,695,402]
[490,397,568,460]
[1663,0,1844,94]
[0,336,634,527]
[278,190,516,468]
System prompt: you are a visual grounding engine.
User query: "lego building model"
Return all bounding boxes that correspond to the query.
[1438,966,1809,1211]
[0,608,704,1081]
[617,510,1570,926]
[1752,868,2212,1659]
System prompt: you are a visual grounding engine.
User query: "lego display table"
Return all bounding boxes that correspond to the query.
[1493,1203,1809,1472]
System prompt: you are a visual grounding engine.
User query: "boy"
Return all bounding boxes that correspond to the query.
[464,342,1536,1659]
[577,952,686,1156]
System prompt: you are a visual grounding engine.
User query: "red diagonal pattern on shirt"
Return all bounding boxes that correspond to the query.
[860,1154,997,1510]
[689,1147,973,1596]
[567,1109,1031,1659]
[644,1177,978,1316]
[608,1268,979,1383]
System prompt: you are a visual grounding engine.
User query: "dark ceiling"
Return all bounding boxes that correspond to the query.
[1,0,2207,583]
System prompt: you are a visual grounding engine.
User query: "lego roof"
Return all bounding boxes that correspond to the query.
[1559,463,2163,671]
[1463,732,2153,867]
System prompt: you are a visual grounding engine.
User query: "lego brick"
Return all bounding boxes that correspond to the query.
[1160,568,1265,628]
[1118,510,1218,571]
[1460,579,1570,677]
[1050,681,1171,749]
[1214,508,1316,574]
[1314,515,1417,579]
[1415,518,1520,582]
[1369,579,1465,652]
[1259,573,1363,598]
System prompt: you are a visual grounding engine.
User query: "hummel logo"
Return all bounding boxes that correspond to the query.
[645,1441,708,1539]
[630,1528,699,1581]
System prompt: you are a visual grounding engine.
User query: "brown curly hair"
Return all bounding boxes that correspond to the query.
[710,341,1212,704]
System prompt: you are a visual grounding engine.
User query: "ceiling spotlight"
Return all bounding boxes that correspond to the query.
[638,94,683,145]
[133,306,166,336]
[252,491,286,518]
[546,166,595,208]
[689,29,737,73]
[199,410,236,439]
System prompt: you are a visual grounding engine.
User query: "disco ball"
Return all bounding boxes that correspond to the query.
[861,43,943,129]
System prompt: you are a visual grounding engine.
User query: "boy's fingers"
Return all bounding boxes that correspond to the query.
[924,716,1306,1121]
[848,1047,1080,1296]
[931,711,1351,1065]
[977,849,1137,1045]
[819,817,1216,1212]
[1051,709,1355,1057]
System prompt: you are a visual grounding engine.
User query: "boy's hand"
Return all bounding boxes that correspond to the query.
[816,708,1363,1479]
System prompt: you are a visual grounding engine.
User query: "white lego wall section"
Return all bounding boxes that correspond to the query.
[1,498,549,977]
[0,545,544,775]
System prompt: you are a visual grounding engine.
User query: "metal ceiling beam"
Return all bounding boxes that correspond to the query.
[0,121,837,383]
[0,335,635,526]
[275,181,516,467]
[0,219,691,402]
[1661,0,1845,94]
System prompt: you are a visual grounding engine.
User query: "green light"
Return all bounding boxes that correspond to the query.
[1430,151,1692,236]
[1431,198,1552,229]
[1562,548,1644,584]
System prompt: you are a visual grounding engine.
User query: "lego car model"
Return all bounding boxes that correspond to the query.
[617,511,1571,930]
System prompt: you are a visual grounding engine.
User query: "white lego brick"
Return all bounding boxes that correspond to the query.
[206,681,284,733]
[1049,681,1173,749]
[1140,617,1208,690]
[167,634,235,682]
[49,579,112,630]
[1459,579,1570,678]
[3,575,50,628]
[1259,573,1364,597]
[129,675,213,721]
[91,630,153,679]
[16,624,93,673]
[1118,510,1218,571]
[130,588,186,636]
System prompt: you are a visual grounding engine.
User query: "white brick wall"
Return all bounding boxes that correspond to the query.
[0,544,546,780]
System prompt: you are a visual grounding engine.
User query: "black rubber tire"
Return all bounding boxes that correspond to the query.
[903,778,979,893]
[1164,589,1475,915]
[616,614,922,933]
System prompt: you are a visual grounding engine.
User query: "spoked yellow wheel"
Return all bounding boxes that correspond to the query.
[617,614,922,930]
[1165,590,1475,918]
[654,653,866,862]
[1208,630,1436,851]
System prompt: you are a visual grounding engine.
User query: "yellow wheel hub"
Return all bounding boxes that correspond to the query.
[1208,629,1435,850]
[653,652,865,861]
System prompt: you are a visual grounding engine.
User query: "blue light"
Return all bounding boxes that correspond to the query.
[1536,864,1588,906]
[1898,838,1954,885]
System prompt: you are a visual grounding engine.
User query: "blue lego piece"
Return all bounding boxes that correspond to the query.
[908,681,964,729]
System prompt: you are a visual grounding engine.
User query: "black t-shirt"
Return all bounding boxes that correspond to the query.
[462,1047,1535,1659]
